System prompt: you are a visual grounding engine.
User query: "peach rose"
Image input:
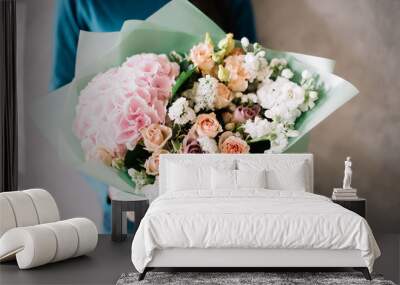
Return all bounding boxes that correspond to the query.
[141,123,172,152]
[190,43,215,74]
[221,112,233,124]
[195,113,222,138]
[218,131,250,154]
[95,146,113,166]
[214,83,234,109]
[224,55,249,92]
[229,47,245,56]
[145,149,169,175]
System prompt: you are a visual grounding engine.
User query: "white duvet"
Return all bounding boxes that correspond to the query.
[131,190,380,272]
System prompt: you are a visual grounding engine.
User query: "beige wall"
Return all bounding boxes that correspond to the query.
[253,0,400,232]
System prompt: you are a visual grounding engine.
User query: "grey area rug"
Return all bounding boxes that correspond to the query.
[117,272,396,285]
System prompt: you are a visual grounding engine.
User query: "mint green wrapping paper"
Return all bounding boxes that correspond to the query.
[31,0,358,194]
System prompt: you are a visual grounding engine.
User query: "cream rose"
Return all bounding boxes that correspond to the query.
[189,43,215,74]
[145,149,169,175]
[141,123,172,152]
[195,113,222,138]
[214,83,234,109]
[218,131,250,154]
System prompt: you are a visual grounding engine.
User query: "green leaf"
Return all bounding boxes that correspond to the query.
[117,169,136,188]
[248,139,271,153]
[248,135,271,144]
[172,66,196,97]
[124,144,151,171]
[171,140,182,153]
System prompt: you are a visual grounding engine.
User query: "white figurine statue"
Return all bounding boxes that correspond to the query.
[342,156,352,189]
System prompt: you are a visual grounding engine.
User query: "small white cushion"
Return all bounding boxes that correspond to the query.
[236,169,267,189]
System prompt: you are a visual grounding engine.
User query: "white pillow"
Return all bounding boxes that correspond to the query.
[167,162,211,191]
[236,169,267,189]
[238,159,309,191]
[211,168,236,190]
[266,162,307,191]
[211,169,267,191]
[165,159,236,192]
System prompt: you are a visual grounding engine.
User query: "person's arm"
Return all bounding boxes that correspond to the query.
[49,0,80,91]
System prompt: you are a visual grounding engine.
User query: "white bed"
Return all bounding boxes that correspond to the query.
[131,154,380,280]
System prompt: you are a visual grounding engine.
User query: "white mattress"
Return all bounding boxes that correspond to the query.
[131,190,380,273]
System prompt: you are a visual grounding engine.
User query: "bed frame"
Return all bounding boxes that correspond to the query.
[140,248,370,280]
[139,154,371,281]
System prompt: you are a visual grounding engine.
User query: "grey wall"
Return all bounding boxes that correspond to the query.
[18,0,399,233]
[17,0,103,229]
[253,0,400,233]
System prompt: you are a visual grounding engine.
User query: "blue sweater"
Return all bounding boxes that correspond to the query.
[50,0,256,90]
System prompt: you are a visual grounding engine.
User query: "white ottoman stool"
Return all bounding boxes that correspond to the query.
[0,189,98,269]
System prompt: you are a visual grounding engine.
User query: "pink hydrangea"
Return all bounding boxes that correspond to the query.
[74,53,179,161]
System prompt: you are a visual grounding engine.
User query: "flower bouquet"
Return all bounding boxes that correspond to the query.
[32,0,358,196]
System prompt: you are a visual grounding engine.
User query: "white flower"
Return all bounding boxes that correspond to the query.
[264,107,301,125]
[270,58,287,68]
[281,68,294,79]
[168,97,196,125]
[128,168,149,189]
[235,92,243,98]
[245,117,300,153]
[267,123,299,154]
[301,70,312,80]
[257,76,305,125]
[197,136,219,153]
[240,37,250,49]
[244,117,274,139]
[257,50,266,58]
[299,90,318,112]
[267,135,288,154]
[243,53,271,82]
[241,92,258,104]
[193,75,218,112]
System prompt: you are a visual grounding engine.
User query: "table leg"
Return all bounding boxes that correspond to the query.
[112,201,123,242]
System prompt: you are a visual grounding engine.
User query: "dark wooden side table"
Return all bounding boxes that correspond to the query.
[332,198,366,218]
[110,189,149,242]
